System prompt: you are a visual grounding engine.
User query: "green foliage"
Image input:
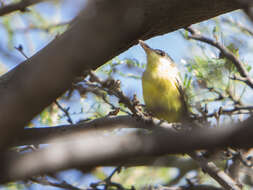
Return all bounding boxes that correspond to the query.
[112,167,175,188]
[96,58,144,79]
[39,105,58,125]
[92,167,108,180]
[2,15,14,49]
[5,182,25,190]
[187,56,229,88]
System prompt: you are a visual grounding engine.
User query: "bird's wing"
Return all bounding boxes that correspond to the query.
[175,77,189,117]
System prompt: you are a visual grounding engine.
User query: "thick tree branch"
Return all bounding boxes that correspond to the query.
[1,116,253,183]
[14,115,162,146]
[12,103,253,146]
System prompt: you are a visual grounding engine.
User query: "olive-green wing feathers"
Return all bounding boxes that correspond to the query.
[175,78,189,119]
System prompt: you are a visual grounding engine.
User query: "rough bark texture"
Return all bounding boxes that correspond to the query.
[0,0,241,148]
[2,115,253,183]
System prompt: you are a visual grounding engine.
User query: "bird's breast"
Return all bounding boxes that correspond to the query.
[142,66,184,122]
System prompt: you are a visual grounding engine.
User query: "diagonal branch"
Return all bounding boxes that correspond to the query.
[189,152,241,190]
[0,0,47,16]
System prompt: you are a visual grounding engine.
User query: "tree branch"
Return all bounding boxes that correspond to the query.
[1,116,253,183]
[12,103,253,146]
[14,115,162,146]
[189,152,241,190]
[151,185,224,190]
[0,0,46,16]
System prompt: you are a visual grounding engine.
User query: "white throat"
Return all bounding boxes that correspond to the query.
[158,57,179,79]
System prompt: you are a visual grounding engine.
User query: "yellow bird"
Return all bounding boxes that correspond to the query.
[139,40,188,123]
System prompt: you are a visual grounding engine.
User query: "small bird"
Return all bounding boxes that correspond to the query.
[139,40,188,123]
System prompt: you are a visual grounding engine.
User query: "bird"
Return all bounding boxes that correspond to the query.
[139,40,188,123]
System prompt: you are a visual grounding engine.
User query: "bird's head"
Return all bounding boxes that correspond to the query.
[139,40,174,68]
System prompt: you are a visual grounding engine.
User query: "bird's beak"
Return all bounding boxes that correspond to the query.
[139,40,152,53]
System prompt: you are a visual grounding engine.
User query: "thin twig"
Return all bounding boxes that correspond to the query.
[0,0,46,16]
[151,184,223,190]
[90,166,125,190]
[30,176,85,190]
[230,74,248,83]
[55,100,73,124]
[194,106,253,119]
[15,21,69,33]
[87,71,145,118]
[74,83,131,115]
[15,45,29,59]
[222,18,253,37]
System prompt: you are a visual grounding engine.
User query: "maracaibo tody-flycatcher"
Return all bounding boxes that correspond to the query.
[139,40,188,123]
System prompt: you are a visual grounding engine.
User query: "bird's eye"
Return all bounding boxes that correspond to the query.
[155,50,166,57]
[160,51,165,56]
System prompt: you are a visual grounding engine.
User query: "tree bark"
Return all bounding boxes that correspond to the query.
[0,0,241,148]
[1,115,253,183]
